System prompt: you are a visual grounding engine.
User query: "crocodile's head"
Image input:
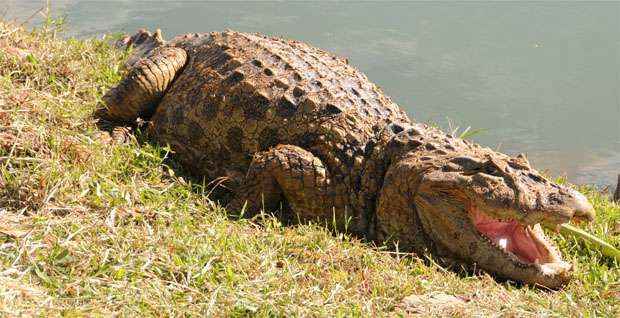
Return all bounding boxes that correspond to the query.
[409,145,595,288]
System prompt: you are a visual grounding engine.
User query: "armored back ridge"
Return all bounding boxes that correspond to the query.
[100,29,595,289]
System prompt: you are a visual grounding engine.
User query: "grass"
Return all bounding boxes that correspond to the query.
[0,19,618,316]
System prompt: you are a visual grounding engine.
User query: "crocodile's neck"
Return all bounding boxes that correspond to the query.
[356,121,474,239]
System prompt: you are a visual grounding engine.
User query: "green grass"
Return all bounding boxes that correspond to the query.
[0,20,618,316]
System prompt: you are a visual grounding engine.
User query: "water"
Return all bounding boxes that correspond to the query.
[4,1,619,186]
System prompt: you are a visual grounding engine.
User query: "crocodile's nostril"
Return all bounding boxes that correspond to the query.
[569,190,595,223]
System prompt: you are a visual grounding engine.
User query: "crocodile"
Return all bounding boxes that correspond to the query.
[98,29,596,289]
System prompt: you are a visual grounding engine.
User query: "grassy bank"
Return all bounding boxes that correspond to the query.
[0,20,618,316]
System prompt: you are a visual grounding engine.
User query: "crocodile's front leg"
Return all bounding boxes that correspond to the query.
[228,145,349,227]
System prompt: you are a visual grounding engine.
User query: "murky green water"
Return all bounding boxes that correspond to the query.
[4,1,619,186]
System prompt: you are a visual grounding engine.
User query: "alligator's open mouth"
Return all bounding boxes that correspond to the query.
[469,206,571,274]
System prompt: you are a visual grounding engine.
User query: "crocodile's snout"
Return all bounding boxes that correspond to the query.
[566,189,595,223]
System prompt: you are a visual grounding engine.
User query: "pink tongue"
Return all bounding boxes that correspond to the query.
[509,224,541,263]
[475,220,541,263]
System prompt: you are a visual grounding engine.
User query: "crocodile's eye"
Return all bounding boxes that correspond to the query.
[450,156,483,171]
[528,172,546,183]
[483,162,501,176]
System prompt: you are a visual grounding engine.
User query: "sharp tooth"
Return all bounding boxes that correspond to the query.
[498,238,508,250]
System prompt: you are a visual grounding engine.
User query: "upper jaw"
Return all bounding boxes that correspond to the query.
[480,185,595,230]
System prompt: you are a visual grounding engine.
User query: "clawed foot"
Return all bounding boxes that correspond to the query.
[115,28,165,67]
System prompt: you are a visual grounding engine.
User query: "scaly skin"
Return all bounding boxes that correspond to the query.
[99,29,596,289]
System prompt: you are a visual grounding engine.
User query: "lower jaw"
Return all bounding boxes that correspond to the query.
[537,260,572,276]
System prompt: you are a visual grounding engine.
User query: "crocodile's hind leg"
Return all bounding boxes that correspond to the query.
[97,47,187,123]
[228,145,346,226]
